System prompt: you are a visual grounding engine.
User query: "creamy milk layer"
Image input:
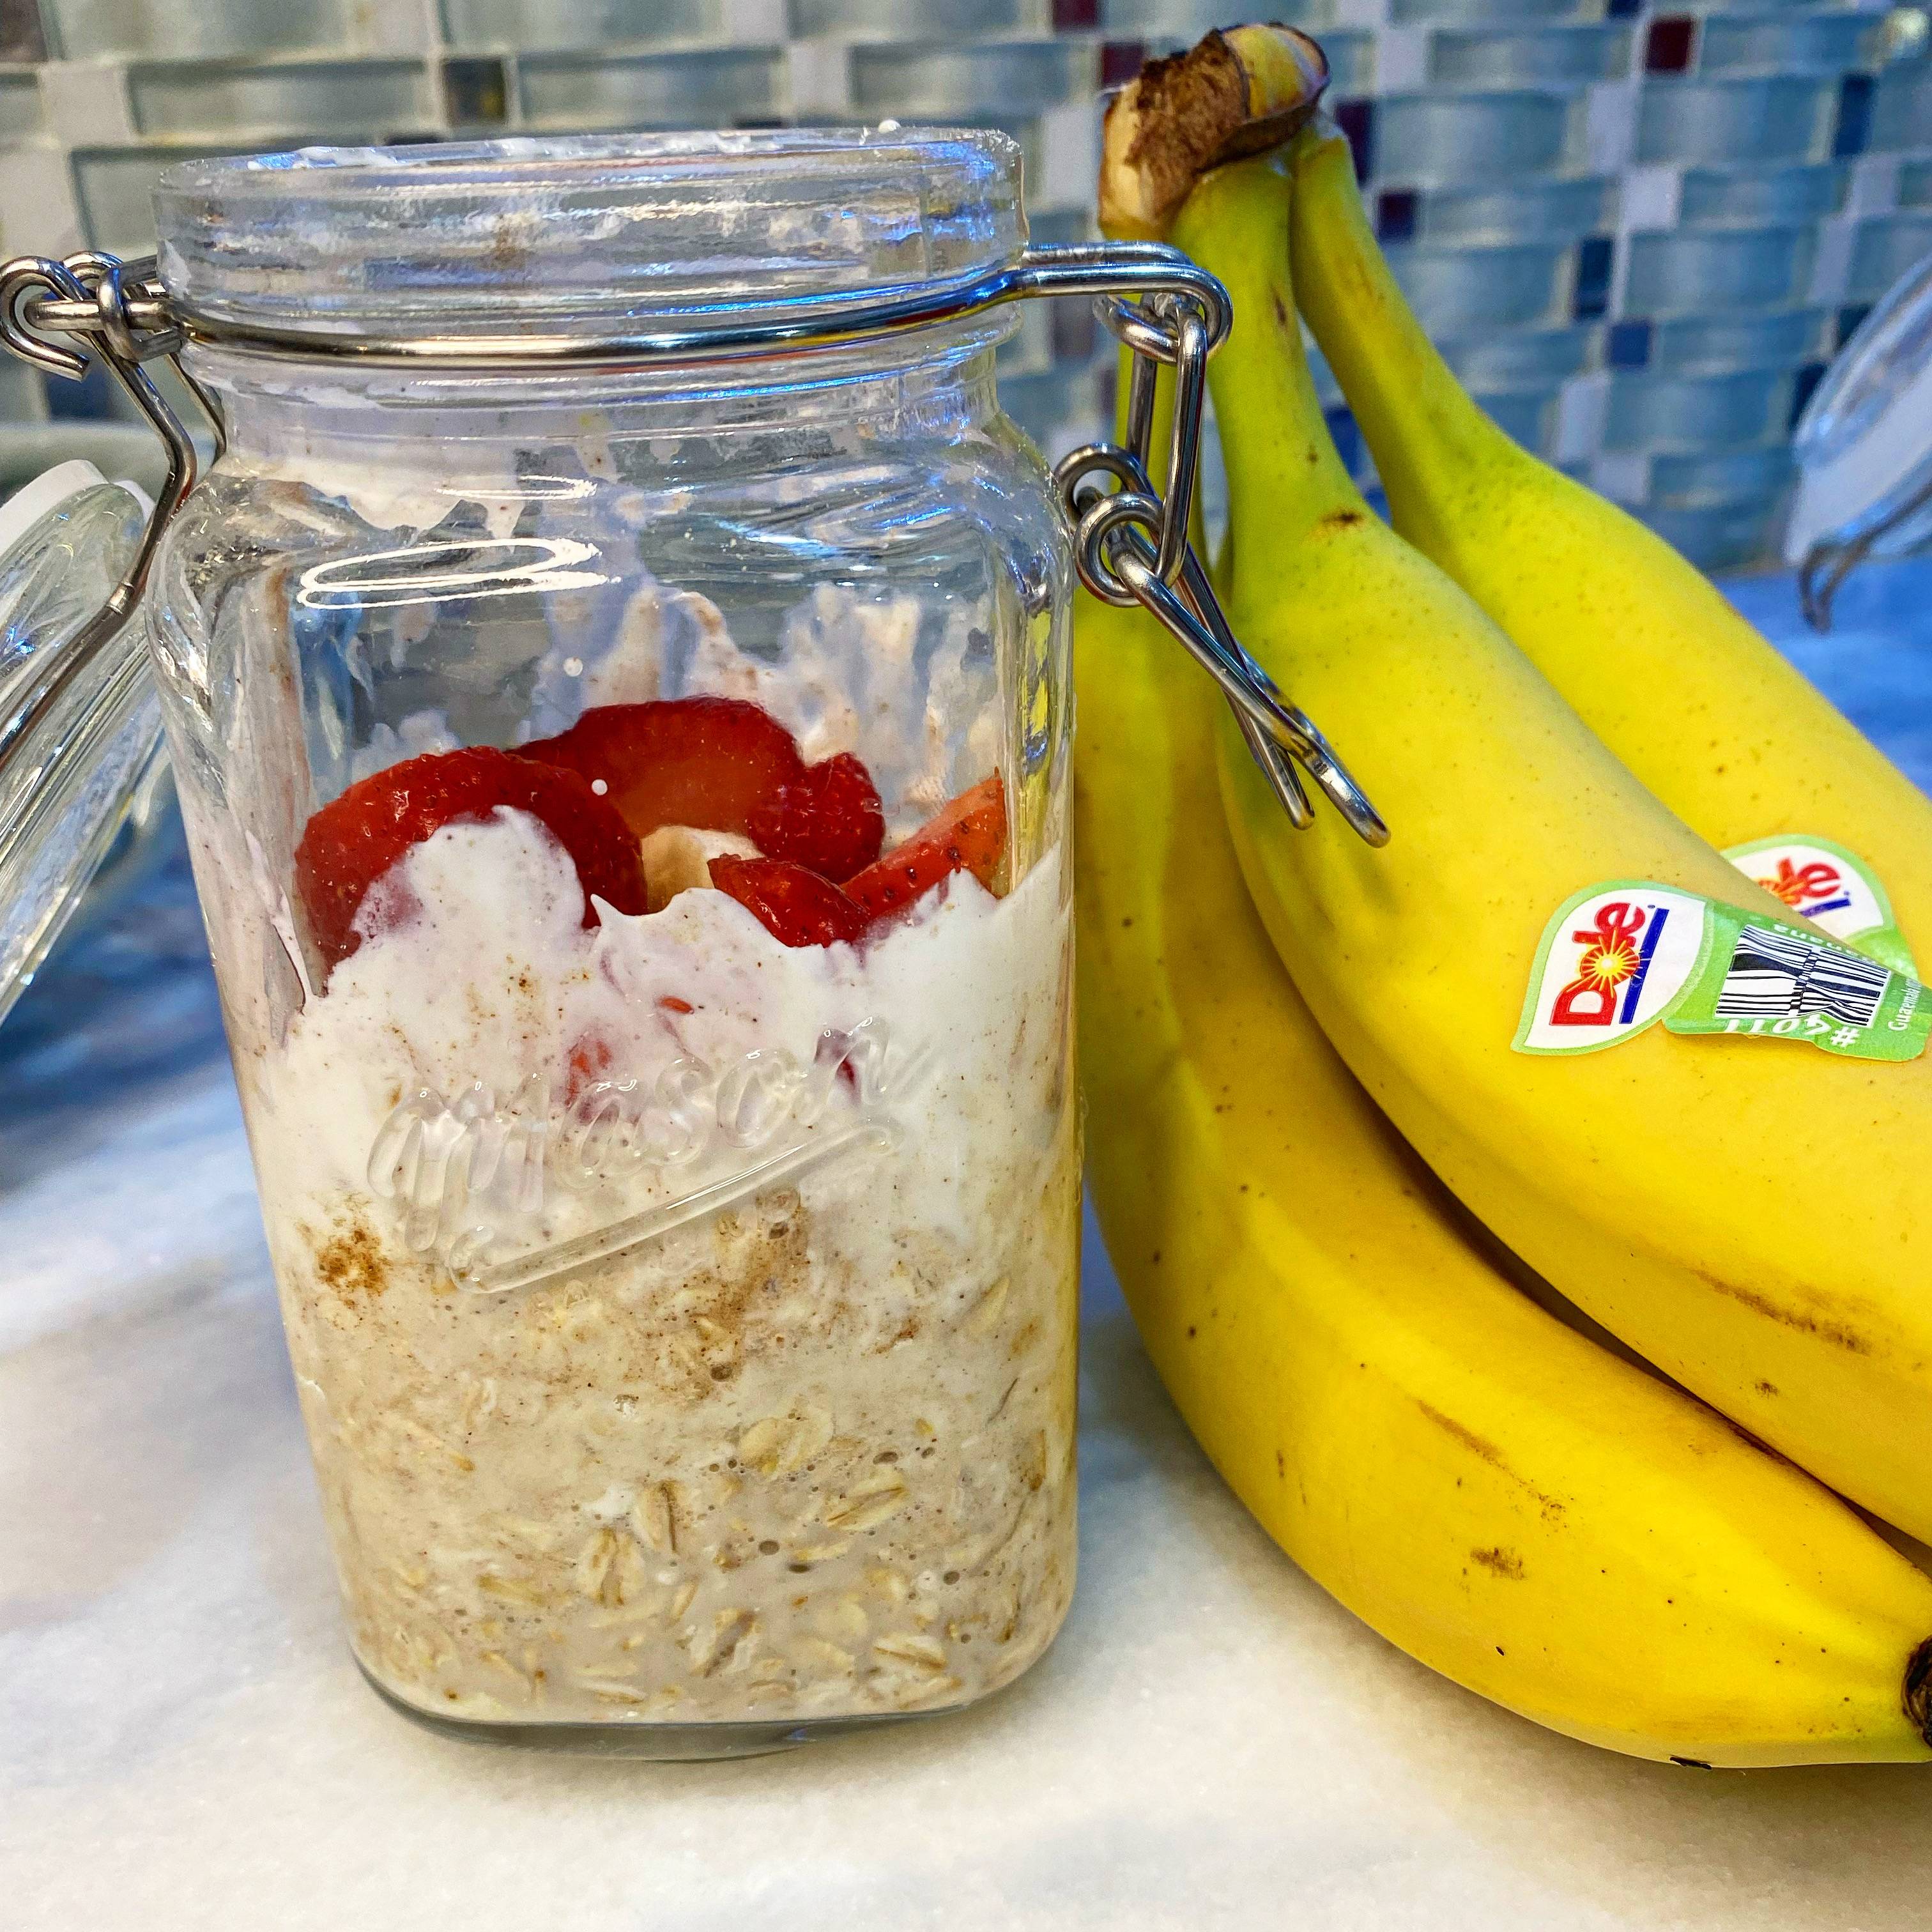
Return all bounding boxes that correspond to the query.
[249,812,1078,1728]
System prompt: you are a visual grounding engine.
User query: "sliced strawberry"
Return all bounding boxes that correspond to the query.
[293,746,647,972]
[562,1032,619,1105]
[747,750,885,882]
[710,855,866,949]
[521,697,804,844]
[845,773,1008,925]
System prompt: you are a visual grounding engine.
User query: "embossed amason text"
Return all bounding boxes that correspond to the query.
[365,1019,919,1282]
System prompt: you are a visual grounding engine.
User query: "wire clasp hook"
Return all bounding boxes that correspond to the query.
[1054,289,1387,846]
[0,251,223,778]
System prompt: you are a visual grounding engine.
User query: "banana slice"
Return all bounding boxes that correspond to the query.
[640,825,759,912]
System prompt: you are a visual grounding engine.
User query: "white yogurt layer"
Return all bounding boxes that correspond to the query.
[249,810,1079,1730]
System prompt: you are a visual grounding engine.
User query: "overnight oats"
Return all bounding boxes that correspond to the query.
[114,128,1084,1751]
[249,590,1079,1739]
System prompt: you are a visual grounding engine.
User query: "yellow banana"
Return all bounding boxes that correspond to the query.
[1160,148,1932,1547]
[1075,582,1932,1765]
[1282,114,1932,957]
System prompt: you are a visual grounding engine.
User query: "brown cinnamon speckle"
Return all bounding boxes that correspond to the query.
[315,1216,389,1301]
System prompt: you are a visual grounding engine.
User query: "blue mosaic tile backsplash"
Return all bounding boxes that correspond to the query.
[0,0,1924,568]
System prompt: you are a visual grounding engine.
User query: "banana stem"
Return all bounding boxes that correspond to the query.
[1098,25,1329,240]
[1289,125,1503,542]
[1169,151,1367,581]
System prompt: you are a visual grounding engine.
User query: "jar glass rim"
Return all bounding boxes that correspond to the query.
[153,126,1028,346]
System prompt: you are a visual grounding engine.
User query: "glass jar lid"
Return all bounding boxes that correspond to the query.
[152,128,1027,347]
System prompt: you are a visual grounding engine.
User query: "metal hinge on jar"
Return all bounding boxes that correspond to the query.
[0,238,1383,845]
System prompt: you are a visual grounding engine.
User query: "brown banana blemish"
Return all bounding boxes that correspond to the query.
[1695,1271,1876,1356]
[1418,1400,1567,1522]
[1904,1636,1932,1746]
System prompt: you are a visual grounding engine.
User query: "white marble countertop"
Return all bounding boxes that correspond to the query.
[8,567,1932,1930]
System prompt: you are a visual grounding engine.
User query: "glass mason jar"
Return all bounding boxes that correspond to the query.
[168,130,1084,1755]
[1788,249,1932,629]
[0,460,158,1022]
[0,128,1274,1756]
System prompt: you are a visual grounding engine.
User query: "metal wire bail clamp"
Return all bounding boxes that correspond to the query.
[0,237,1384,844]
[1054,288,1388,847]
[0,250,221,794]
[1797,467,1932,634]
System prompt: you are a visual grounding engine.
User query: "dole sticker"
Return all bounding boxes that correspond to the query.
[1721,834,1915,976]
[1514,882,1709,1055]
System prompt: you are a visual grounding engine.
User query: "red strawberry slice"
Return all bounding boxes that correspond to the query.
[747,750,885,882]
[710,856,866,949]
[294,746,647,972]
[845,773,1008,925]
[521,697,805,844]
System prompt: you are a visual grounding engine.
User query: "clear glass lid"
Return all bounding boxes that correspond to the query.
[153,128,1029,344]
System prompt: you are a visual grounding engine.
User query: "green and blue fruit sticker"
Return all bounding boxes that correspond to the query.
[1515,879,1932,1064]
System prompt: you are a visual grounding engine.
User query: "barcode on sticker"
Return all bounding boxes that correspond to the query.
[1715,924,1891,1029]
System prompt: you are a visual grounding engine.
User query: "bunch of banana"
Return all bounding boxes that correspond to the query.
[1077,25,1932,1763]
[1282,121,1932,969]
[1078,580,1932,1766]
